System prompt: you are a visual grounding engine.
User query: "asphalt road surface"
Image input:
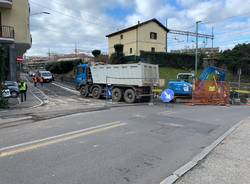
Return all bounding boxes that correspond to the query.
[0,80,249,184]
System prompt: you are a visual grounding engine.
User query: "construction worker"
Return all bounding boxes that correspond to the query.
[33,75,38,87]
[39,76,44,87]
[18,80,28,102]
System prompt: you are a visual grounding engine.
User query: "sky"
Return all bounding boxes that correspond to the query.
[28,0,250,56]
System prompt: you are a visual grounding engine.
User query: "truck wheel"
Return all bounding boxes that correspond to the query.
[92,86,102,99]
[112,88,122,102]
[80,86,88,97]
[124,89,135,103]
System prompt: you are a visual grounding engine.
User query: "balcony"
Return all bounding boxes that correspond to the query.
[0,25,15,43]
[0,0,12,9]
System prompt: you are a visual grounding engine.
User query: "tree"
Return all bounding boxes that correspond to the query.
[92,50,101,58]
[114,44,124,53]
[217,43,250,77]
[109,44,125,64]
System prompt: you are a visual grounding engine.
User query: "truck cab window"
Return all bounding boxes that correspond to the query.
[77,67,84,75]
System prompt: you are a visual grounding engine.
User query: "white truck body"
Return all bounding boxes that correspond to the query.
[90,63,159,87]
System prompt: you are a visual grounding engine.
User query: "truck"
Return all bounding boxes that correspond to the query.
[75,63,160,103]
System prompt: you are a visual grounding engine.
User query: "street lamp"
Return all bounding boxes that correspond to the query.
[195,20,201,76]
[31,12,51,16]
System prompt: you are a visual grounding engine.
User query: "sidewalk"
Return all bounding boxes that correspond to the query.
[1,76,47,111]
[176,117,250,184]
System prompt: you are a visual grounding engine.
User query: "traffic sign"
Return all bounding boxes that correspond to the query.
[16,56,24,63]
[161,89,174,103]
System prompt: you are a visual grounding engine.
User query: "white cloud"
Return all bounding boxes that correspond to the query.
[28,0,250,56]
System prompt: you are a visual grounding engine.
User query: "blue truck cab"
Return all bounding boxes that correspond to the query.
[75,64,89,90]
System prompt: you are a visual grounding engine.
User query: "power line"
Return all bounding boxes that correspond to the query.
[202,11,250,25]
[30,1,119,30]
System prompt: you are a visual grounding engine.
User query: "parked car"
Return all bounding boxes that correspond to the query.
[29,70,36,77]
[4,81,20,98]
[1,87,11,98]
[38,71,53,83]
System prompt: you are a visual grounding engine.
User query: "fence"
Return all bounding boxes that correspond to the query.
[192,81,230,105]
[229,82,250,104]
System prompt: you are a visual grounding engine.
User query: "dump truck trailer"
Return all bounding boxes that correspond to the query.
[75,63,160,103]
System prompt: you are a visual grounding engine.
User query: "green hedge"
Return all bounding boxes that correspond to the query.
[46,59,82,74]
[140,51,203,69]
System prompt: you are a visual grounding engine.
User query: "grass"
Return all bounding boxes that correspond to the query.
[159,67,203,87]
[159,67,248,87]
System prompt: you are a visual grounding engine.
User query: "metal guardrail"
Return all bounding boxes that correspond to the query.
[0,25,15,39]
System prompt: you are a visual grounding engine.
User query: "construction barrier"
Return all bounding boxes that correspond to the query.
[229,82,250,105]
[192,81,230,105]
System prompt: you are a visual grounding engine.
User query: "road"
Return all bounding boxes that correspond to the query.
[0,81,249,184]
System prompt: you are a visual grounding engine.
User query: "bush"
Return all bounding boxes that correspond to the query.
[92,50,101,58]
[46,59,82,74]
[114,44,124,53]
[140,51,203,69]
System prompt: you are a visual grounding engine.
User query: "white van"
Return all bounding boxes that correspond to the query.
[38,71,54,83]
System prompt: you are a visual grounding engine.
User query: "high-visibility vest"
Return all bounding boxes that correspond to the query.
[19,82,27,91]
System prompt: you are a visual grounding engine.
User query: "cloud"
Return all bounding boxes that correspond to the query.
[28,0,250,56]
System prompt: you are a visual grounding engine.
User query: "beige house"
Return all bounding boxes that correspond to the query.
[0,0,31,80]
[106,18,169,56]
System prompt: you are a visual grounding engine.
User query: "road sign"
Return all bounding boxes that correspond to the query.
[16,56,24,64]
[161,89,174,103]
[107,86,112,99]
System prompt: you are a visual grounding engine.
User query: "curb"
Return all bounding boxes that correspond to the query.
[160,118,247,184]
[24,76,49,109]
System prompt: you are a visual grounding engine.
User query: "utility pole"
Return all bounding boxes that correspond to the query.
[211,27,214,49]
[48,48,51,61]
[75,41,78,57]
[165,18,168,53]
[195,21,201,76]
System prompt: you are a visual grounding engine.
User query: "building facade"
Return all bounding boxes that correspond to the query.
[106,19,168,56]
[0,0,31,80]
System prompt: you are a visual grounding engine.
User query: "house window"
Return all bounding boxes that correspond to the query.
[150,32,157,40]
[151,47,155,52]
[130,48,133,54]
[120,34,123,39]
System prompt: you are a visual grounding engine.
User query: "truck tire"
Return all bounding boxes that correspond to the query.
[92,86,102,99]
[80,86,88,97]
[112,88,122,102]
[124,89,135,103]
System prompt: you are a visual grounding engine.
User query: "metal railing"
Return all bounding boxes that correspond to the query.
[0,25,15,40]
[0,0,13,7]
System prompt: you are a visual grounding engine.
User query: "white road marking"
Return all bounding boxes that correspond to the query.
[0,121,126,157]
[52,82,79,95]
[158,111,176,116]
[167,123,183,128]
[133,114,145,118]
[0,116,33,124]
[125,131,136,135]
